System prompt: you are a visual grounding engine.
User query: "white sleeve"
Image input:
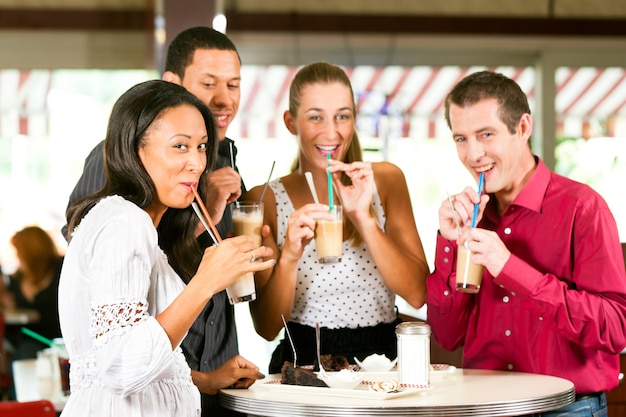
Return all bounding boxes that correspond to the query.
[87,206,179,397]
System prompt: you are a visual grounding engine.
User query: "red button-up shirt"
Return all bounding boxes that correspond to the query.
[426,158,626,394]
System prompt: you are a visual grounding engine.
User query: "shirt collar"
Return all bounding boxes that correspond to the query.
[484,156,548,221]
[512,156,549,213]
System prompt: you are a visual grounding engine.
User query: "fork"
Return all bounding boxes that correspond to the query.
[315,323,327,376]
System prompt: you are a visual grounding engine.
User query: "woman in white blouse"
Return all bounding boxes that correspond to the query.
[59,80,274,416]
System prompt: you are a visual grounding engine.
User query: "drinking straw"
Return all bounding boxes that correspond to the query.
[192,202,220,246]
[190,186,222,244]
[326,153,334,210]
[304,172,320,204]
[258,160,276,204]
[229,142,235,169]
[281,314,297,368]
[21,327,55,348]
[21,327,67,355]
[470,172,485,228]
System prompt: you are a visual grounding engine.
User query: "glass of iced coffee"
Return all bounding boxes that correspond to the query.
[314,205,343,264]
[229,201,264,304]
[455,243,484,293]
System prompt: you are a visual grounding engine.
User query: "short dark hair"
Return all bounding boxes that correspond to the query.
[67,80,218,280]
[444,71,531,135]
[164,26,241,79]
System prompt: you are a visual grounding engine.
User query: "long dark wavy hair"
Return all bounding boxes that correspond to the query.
[66,80,218,281]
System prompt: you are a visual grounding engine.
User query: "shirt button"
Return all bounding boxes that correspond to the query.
[210,321,214,326]
[503,296,509,303]
[511,292,516,297]
[504,227,511,235]
[444,246,451,253]
[505,329,511,336]
[443,258,449,263]
[507,364,514,370]
[539,316,543,321]
[443,290,450,296]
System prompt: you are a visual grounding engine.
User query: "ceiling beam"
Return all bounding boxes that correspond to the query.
[0,8,149,30]
[226,12,626,37]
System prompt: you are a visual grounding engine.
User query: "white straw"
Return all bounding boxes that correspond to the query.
[191,202,219,246]
[304,172,320,204]
[281,314,297,368]
[258,160,276,204]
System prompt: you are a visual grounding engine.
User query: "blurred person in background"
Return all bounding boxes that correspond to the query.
[1,226,63,360]
[0,226,62,400]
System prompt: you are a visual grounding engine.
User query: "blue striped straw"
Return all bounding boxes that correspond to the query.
[471,172,484,228]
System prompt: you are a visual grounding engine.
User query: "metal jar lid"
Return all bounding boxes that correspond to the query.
[395,321,431,335]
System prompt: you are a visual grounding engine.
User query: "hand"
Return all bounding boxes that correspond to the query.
[282,203,333,263]
[459,228,510,277]
[191,355,264,395]
[439,187,489,241]
[328,160,374,220]
[195,235,275,295]
[205,167,242,224]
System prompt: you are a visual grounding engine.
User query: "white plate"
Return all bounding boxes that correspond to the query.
[430,364,457,375]
[259,373,431,400]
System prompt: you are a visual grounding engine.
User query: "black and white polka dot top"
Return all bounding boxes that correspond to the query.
[268,179,396,329]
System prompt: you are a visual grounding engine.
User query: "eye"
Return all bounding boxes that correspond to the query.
[175,143,189,150]
[198,142,208,152]
[228,83,240,89]
[336,113,351,121]
[454,136,466,143]
[309,114,322,121]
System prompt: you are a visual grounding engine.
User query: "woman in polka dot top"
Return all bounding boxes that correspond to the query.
[245,62,430,374]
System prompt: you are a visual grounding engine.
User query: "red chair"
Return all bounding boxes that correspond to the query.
[0,399,56,416]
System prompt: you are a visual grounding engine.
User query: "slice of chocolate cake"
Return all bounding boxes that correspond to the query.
[280,362,328,387]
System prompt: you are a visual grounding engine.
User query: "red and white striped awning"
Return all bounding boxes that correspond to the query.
[236,65,626,140]
[2,67,626,140]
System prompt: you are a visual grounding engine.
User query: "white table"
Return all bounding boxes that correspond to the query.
[219,368,575,416]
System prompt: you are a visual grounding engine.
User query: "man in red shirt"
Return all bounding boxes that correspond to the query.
[427,70,626,416]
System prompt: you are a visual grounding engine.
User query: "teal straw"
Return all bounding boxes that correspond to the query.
[21,327,55,348]
[327,153,334,210]
[470,172,485,228]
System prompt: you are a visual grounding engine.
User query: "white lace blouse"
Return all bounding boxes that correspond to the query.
[58,196,200,417]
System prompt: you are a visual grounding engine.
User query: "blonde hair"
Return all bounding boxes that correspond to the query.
[288,62,374,245]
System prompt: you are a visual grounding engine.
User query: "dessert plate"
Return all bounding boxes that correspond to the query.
[259,373,431,400]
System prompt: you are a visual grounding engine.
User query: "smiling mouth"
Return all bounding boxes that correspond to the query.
[476,163,494,173]
[315,145,338,155]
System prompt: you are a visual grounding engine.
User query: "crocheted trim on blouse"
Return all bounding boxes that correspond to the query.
[90,299,148,346]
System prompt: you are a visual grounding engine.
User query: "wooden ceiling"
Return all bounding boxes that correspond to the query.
[1,0,626,37]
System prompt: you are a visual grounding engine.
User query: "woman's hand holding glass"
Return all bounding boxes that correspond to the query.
[283,204,333,263]
[194,235,274,296]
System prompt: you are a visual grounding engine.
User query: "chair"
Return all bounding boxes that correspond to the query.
[0,399,56,416]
